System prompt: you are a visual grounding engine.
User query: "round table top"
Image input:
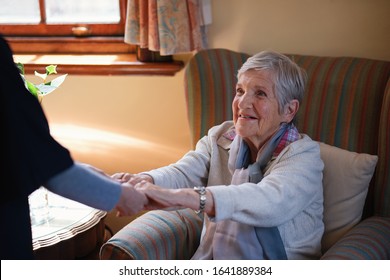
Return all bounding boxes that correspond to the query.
[31,191,106,251]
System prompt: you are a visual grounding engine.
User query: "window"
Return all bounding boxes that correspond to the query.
[0,0,182,75]
[0,0,132,53]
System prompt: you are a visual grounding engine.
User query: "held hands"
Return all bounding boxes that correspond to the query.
[112,172,153,185]
[112,173,154,216]
[115,182,148,217]
[112,173,190,214]
[133,180,174,210]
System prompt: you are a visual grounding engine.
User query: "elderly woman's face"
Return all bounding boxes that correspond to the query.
[233,69,292,149]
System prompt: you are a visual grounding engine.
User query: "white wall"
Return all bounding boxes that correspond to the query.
[209,0,390,60]
[42,72,191,175]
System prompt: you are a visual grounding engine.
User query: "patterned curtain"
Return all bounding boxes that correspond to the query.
[124,0,209,56]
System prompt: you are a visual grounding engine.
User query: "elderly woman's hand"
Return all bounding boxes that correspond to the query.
[115,182,149,217]
[133,181,215,215]
[111,172,153,185]
[134,180,184,211]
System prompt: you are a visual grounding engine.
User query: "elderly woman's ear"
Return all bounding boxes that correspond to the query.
[282,99,299,123]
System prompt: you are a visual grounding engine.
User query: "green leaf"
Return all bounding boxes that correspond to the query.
[26,80,41,98]
[35,65,60,83]
[46,65,58,75]
[16,62,25,74]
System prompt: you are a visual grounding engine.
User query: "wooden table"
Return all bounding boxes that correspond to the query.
[31,192,107,259]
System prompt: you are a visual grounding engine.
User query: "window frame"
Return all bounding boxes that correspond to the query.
[0,0,183,75]
[0,0,129,52]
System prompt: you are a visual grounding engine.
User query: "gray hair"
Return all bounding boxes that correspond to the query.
[237,51,307,124]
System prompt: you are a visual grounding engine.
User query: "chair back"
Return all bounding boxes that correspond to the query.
[184,48,249,147]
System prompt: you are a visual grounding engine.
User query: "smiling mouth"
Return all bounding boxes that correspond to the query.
[239,114,257,120]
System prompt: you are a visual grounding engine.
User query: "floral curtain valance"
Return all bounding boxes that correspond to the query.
[125,0,210,56]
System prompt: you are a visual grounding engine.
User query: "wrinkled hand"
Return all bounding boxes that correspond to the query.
[111,172,153,185]
[115,182,149,216]
[134,180,182,211]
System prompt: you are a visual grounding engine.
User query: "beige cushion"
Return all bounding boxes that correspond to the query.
[319,142,378,253]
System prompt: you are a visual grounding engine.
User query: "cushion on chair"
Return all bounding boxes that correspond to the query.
[99,208,203,260]
[319,142,378,253]
[321,216,390,259]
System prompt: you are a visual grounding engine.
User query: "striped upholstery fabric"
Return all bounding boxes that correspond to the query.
[184,48,249,147]
[321,216,390,259]
[376,80,390,216]
[289,55,390,217]
[290,55,389,152]
[100,209,203,260]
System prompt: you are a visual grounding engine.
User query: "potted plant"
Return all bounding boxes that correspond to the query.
[16,63,67,102]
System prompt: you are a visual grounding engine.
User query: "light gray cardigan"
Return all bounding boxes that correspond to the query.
[145,121,324,259]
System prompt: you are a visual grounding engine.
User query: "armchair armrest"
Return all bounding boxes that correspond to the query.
[99,208,203,260]
[321,216,390,259]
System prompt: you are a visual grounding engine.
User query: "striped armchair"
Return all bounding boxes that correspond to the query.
[100,49,390,260]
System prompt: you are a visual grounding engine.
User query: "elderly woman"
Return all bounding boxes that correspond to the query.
[114,51,324,260]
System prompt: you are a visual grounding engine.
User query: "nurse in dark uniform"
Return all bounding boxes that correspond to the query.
[0,35,147,259]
